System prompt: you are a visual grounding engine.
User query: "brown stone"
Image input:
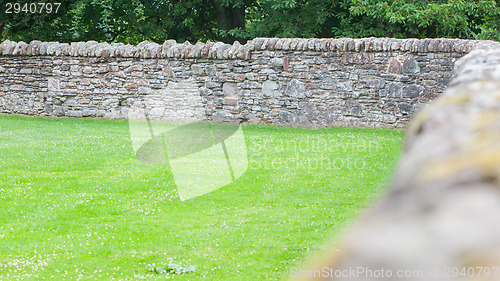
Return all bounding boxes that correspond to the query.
[201,41,211,58]
[20,43,29,55]
[97,66,108,73]
[223,96,238,106]
[306,82,318,90]
[283,56,290,72]
[387,57,402,74]
[234,74,246,81]
[23,76,36,82]
[228,108,240,114]
[124,83,137,89]
[135,78,149,86]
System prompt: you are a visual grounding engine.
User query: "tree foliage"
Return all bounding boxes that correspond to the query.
[1,0,499,44]
[0,0,220,44]
[349,0,500,40]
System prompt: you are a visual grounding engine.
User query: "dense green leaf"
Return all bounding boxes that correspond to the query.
[1,0,498,43]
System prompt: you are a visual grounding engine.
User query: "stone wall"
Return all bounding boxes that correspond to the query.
[292,40,500,280]
[0,38,493,128]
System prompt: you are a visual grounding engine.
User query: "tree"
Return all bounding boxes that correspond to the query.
[1,0,499,44]
[0,0,217,44]
[211,0,247,43]
[348,0,500,40]
[0,0,78,42]
[239,0,499,40]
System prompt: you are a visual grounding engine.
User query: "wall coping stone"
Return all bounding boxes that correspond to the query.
[1,38,497,60]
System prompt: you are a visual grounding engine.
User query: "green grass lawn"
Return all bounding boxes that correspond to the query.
[0,115,404,280]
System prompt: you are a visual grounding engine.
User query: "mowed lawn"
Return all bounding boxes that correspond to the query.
[0,115,403,280]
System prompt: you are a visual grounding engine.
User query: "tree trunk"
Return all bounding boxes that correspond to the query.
[211,0,246,44]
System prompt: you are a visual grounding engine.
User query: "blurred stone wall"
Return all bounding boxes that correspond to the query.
[0,38,492,127]
[291,40,500,280]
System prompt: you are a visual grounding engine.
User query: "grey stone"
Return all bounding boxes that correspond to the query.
[156,267,167,274]
[341,52,374,64]
[403,55,420,73]
[216,44,231,59]
[189,42,204,58]
[53,106,65,115]
[83,41,98,56]
[69,42,82,56]
[282,38,293,50]
[2,41,16,55]
[259,68,275,75]
[191,64,204,75]
[437,78,449,87]
[226,41,240,59]
[270,58,284,67]
[294,65,309,72]
[319,81,336,90]
[336,81,353,92]
[403,85,424,98]
[236,45,251,60]
[12,41,27,55]
[352,106,364,117]
[279,110,295,122]
[19,68,32,74]
[222,83,238,96]
[398,102,413,114]
[262,80,280,97]
[239,81,260,89]
[161,40,176,56]
[285,79,306,98]
[268,74,278,81]
[387,83,403,98]
[47,78,60,91]
[82,109,96,116]
[205,65,217,76]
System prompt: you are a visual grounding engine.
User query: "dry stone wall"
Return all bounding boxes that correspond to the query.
[0,38,491,128]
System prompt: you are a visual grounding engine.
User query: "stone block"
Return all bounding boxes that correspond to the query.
[191,64,204,75]
[279,110,295,122]
[403,55,420,73]
[285,79,306,98]
[222,83,238,96]
[398,102,413,114]
[387,57,402,74]
[262,80,280,97]
[223,96,238,106]
[403,85,424,98]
